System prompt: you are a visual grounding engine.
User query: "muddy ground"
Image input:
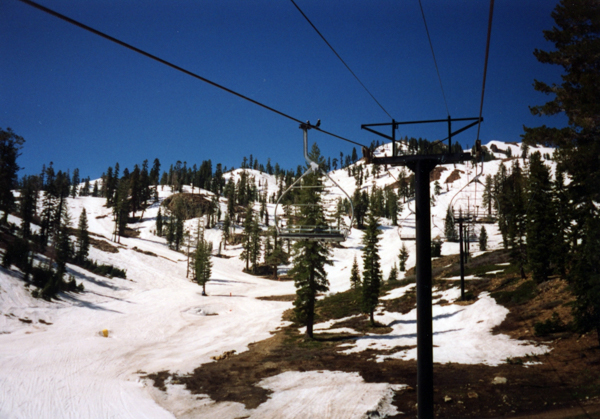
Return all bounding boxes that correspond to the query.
[148,250,600,418]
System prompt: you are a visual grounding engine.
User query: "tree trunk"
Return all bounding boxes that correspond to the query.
[306,288,315,339]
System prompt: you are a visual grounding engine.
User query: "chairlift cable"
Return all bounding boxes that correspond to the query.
[290,0,393,120]
[19,0,368,149]
[476,0,495,141]
[418,0,450,117]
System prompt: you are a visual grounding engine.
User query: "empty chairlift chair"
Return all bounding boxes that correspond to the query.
[274,122,354,242]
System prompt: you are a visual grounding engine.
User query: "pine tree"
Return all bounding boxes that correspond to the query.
[482,175,494,217]
[434,180,442,196]
[19,175,38,240]
[150,158,161,186]
[222,212,231,248]
[479,226,488,251]
[240,204,255,272]
[444,207,458,242]
[265,237,288,279]
[350,255,361,289]
[551,166,570,277]
[399,243,409,272]
[249,216,262,274]
[361,212,382,326]
[388,263,398,282]
[54,205,72,284]
[113,178,129,243]
[526,152,554,283]
[431,238,442,257]
[494,163,509,247]
[505,161,528,277]
[71,168,80,198]
[194,235,212,296]
[0,128,25,225]
[521,0,600,342]
[569,214,600,345]
[289,143,331,339]
[76,208,90,263]
[386,189,399,225]
[156,208,163,236]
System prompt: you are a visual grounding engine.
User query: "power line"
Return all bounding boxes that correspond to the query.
[476,0,495,141]
[290,0,393,120]
[18,0,367,149]
[418,0,450,117]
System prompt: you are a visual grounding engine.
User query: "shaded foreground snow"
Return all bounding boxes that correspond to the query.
[152,371,405,419]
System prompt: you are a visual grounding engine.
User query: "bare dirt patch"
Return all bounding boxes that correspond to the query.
[131,246,157,257]
[256,294,296,302]
[445,168,465,184]
[89,237,119,253]
[430,166,448,182]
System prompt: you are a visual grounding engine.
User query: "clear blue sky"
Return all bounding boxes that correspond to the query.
[1,0,566,180]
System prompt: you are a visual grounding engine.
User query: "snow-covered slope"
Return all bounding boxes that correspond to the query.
[0,140,555,418]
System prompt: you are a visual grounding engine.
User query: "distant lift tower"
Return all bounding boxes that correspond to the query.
[362,116,481,419]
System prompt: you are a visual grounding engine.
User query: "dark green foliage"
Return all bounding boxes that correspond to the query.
[388,263,398,282]
[195,237,212,296]
[32,270,84,301]
[385,189,399,225]
[534,312,569,336]
[444,207,458,242]
[433,180,442,196]
[221,212,231,248]
[482,175,494,217]
[0,127,24,225]
[431,238,442,258]
[113,178,130,243]
[240,204,260,273]
[352,189,369,229]
[39,164,70,248]
[54,208,72,281]
[71,168,79,198]
[568,215,600,345]
[2,236,31,276]
[551,167,570,277]
[398,243,409,272]
[496,161,527,277]
[479,226,488,251]
[79,259,126,278]
[361,212,382,326]
[522,0,600,342]
[289,143,331,339]
[350,256,361,289]
[490,280,537,306]
[156,208,163,236]
[150,158,161,186]
[19,175,39,240]
[75,209,90,263]
[526,152,554,283]
[265,243,288,280]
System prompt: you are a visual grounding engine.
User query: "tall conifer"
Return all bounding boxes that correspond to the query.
[288,143,331,339]
[361,212,382,326]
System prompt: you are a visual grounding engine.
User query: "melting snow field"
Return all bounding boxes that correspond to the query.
[0,142,555,418]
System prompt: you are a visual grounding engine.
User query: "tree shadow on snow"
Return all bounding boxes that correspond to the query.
[59,293,124,313]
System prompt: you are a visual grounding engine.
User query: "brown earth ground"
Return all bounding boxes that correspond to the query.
[147,249,600,418]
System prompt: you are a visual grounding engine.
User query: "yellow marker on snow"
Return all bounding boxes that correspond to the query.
[102,329,109,337]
